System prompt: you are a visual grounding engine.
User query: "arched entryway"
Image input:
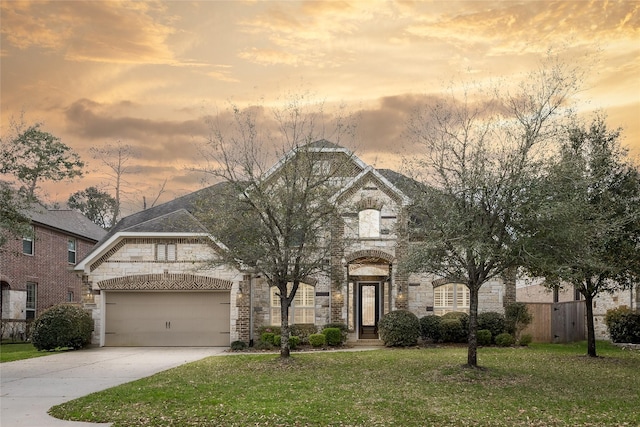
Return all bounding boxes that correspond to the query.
[345,250,394,339]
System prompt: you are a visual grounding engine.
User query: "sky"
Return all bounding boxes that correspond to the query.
[1,0,638,214]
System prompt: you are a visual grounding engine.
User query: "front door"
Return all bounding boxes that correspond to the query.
[358,283,380,339]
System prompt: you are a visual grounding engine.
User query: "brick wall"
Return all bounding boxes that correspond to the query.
[1,224,96,320]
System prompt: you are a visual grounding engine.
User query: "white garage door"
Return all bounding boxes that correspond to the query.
[104,291,230,346]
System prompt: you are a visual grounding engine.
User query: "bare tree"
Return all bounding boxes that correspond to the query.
[90,141,136,223]
[195,95,357,358]
[404,57,581,367]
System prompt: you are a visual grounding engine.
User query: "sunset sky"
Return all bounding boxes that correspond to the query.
[1,1,638,214]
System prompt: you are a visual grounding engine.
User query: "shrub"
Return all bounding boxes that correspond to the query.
[309,333,326,348]
[30,304,93,351]
[261,332,275,345]
[290,324,317,344]
[323,322,349,343]
[478,312,506,342]
[289,336,300,349]
[273,335,281,347]
[442,311,469,333]
[440,318,467,343]
[230,340,247,351]
[477,329,492,346]
[518,334,533,346]
[505,303,532,340]
[495,332,515,347]
[257,326,281,337]
[605,307,640,343]
[322,328,343,346]
[378,310,420,347]
[419,315,443,343]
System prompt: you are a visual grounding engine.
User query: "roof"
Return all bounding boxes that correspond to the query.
[28,207,106,242]
[92,182,231,249]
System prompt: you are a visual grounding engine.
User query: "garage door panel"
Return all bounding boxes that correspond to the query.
[104,291,230,347]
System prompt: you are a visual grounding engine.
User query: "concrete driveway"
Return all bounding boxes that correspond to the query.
[1,347,226,427]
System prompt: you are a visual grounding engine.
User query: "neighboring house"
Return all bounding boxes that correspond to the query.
[75,142,515,347]
[517,280,640,340]
[1,206,106,339]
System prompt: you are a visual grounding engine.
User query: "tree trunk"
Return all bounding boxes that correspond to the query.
[280,296,290,359]
[584,293,597,357]
[467,285,479,367]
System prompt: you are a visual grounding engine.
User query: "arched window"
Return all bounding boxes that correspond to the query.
[270,283,315,326]
[359,209,380,238]
[434,283,469,315]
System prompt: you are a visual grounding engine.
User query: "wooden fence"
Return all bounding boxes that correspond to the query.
[521,300,586,343]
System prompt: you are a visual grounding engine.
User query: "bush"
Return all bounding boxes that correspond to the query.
[323,322,349,343]
[30,304,93,351]
[442,311,469,333]
[478,312,506,342]
[505,303,532,339]
[322,328,343,346]
[419,315,442,343]
[309,333,326,348]
[290,324,317,344]
[477,329,492,346]
[440,318,467,343]
[495,332,515,347]
[289,336,300,349]
[261,332,275,345]
[257,326,281,337]
[273,335,281,347]
[518,334,533,346]
[605,307,640,343]
[230,340,247,351]
[378,310,420,347]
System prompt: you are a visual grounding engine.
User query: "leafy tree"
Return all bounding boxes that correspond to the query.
[0,181,32,248]
[195,95,356,358]
[521,115,640,357]
[0,123,84,199]
[68,186,117,229]
[404,58,580,367]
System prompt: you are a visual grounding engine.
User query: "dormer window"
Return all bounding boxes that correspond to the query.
[359,209,380,238]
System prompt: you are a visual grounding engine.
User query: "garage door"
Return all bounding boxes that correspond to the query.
[104,291,230,346]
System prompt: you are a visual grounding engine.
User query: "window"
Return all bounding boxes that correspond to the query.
[67,291,74,302]
[68,239,76,264]
[270,283,315,326]
[434,283,469,315]
[156,243,177,261]
[359,209,380,238]
[22,227,34,255]
[26,282,37,320]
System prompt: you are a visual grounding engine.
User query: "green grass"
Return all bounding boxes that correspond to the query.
[50,342,640,427]
[0,341,67,363]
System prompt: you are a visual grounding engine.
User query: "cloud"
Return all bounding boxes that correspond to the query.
[1,1,178,64]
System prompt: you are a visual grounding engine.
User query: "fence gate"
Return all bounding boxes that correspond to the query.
[522,301,586,343]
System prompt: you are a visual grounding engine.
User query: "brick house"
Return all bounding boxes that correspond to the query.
[1,206,106,339]
[75,142,514,347]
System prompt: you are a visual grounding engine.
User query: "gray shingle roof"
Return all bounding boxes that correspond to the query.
[28,207,106,242]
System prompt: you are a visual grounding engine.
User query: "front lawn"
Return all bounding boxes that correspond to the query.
[0,341,66,363]
[50,342,640,427]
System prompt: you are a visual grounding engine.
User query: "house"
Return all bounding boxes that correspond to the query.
[1,206,106,339]
[517,280,640,340]
[75,142,514,347]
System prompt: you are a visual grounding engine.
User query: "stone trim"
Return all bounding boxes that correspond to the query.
[432,277,466,287]
[97,273,233,290]
[90,240,126,272]
[346,249,395,264]
[355,197,384,211]
[89,237,207,272]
